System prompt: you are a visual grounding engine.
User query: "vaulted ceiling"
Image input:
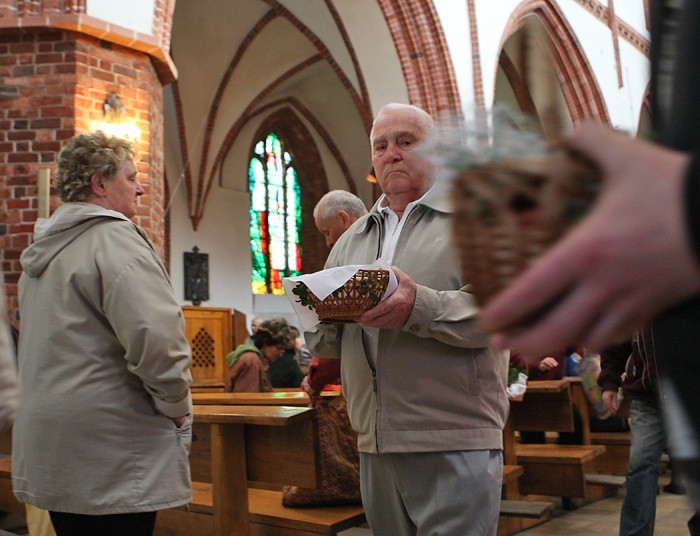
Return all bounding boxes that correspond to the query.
[165,0,460,230]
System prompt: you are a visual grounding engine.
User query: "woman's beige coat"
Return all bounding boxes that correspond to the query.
[0,285,18,432]
[13,203,192,514]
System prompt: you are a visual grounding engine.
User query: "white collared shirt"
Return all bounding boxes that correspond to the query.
[363,188,432,367]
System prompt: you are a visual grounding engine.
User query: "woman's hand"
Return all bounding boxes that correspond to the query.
[172,415,187,428]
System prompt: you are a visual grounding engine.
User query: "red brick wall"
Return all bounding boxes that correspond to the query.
[377,0,461,116]
[0,28,165,319]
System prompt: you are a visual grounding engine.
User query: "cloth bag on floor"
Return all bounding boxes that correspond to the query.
[282,394,361,506]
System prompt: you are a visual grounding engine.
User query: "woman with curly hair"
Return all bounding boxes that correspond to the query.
[13,131,192,536]
[224,318,293,392]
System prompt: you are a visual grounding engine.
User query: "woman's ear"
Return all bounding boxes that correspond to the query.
[90,173,107,197]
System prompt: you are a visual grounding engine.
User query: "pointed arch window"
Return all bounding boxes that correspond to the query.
[249,132,302,295]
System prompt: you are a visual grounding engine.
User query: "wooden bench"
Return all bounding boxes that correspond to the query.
[193,391,312,406]
[590,431,631,475]
[157,482,365,536]
[0,456,23,515]
[191,383,225,394]
[510,380,607,501]
[497,413,555,536]
[586,393,631,475]
[191,392,545,532]
[498,464,553,520]
[156,404,366,536]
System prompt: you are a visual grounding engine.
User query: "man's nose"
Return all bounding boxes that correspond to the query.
[386,144,403,162]
[326,237,335,248]
[136,182,145,196]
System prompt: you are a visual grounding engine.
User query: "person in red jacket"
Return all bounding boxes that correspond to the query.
[301,357,341,395]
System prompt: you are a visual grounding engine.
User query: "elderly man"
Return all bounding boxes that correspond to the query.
[305,103,508,535]
[313,190,367,249]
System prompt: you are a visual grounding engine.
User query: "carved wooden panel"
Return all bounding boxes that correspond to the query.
[182,306,233,387]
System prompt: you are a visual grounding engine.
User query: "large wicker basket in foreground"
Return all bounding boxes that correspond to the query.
[292,269,390,322]
[452,149,599,306]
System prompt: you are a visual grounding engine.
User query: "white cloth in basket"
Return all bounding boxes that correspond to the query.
[283,259,398,330]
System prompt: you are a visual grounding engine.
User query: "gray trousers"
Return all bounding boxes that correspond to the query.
[359,449,502,536]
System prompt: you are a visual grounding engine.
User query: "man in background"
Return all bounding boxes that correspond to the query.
[313,190,367,249]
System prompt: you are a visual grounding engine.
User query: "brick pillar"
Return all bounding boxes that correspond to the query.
[0,29,166,320]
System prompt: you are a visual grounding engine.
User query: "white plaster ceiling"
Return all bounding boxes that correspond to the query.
[165,0,407,227]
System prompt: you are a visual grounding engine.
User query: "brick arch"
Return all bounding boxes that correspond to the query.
[501,0,610,126]
[376,0,461,116]
[247,108,330,274]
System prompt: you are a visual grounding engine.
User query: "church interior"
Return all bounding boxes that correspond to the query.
[1,1,695,535]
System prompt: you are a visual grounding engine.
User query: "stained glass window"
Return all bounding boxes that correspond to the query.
[249,132,302,294]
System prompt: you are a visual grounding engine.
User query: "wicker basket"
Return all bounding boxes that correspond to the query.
[452,149,599,306]
[293,269,390,323]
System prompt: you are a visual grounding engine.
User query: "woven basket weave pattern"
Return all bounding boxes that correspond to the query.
[452,150,599,306]
[308,269,390,323]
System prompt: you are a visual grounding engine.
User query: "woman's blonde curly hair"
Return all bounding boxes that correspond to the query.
[54,131,136,202]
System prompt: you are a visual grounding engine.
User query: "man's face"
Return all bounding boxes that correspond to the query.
[315,212,352,249]
[101,158,144,219]
[370,110,431,201]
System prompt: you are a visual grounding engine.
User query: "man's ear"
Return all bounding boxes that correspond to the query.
[338,210,350,225]
[90,173,107,197]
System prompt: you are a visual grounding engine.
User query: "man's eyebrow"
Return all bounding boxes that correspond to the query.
[372,131,416,144]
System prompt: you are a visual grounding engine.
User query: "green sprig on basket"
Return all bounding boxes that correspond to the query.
[508,364,527,387]
[291,271,390,313]
[291,282,317,311]
[355,272,390,303]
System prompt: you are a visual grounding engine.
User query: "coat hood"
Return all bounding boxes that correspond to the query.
[20,203,130,278]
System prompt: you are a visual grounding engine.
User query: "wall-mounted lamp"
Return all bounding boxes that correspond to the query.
[91,92,140,141]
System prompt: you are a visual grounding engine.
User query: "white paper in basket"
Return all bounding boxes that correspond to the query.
[282,259,398,331]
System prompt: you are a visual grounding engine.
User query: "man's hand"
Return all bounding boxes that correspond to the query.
[301,375,316,396]
[479,121,700,357]
[538,356,558,371]
[602,390,620,416]
[358,267,416,329]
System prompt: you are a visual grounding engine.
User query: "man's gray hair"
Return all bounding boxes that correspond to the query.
[370,103,434,143]
[314,190,368,220]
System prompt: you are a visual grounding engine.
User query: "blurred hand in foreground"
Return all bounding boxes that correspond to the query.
[479,121,700,357]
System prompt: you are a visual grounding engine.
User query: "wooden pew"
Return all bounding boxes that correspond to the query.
[158,483,366,536]
[497,397,554,536]
[188,392,337,484]
[0,456,23,516]
[566,378,627,498]
[509,380,607,503]
[191,383,225,394]
[156,403,366,536]
[190,390,540,536]
[192,391,340,406]
[193,391,312,406]
[586,390,631,475]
